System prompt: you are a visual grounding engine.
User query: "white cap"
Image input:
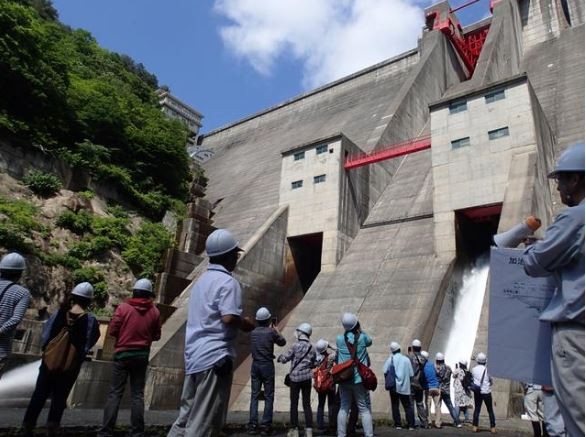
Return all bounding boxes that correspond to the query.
[390,341,401,352]
[316,339,328,353]
[341,313,358,331]
[412,339,422,348]
[476,352,487,364]
[255,307,271,321]
[296,322,312,336]
[133,278,153,293]
[71,282,94,300]
[205,229,242,257]
[436,352,445,361]
[421,350,429,359]
[459,358,468,366]
[0,252,26,271]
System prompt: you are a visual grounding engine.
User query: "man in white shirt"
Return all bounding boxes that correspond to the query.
[168,229,255,437]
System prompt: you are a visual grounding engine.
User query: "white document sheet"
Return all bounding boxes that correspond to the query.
[488,247,555,385]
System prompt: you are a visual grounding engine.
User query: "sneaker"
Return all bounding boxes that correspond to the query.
[472,426,479,433]
[490,427,497,434]
[457,424,463,428]
[408,427,416,431]
[260,426,273,436]
[287,428,300,437]
[395,426,403,429]
[305,428,313,437]
[248,425,259,435]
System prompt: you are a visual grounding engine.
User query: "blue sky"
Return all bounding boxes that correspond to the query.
[53,0,491,134]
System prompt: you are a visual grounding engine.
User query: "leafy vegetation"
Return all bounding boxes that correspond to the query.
[122,222,173,278]
[0,196,44,252]
[1,0,191,218]
[22,170,62,197]
[56,210,93,234]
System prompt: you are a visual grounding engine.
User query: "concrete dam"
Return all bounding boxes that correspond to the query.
[145,0,584,417]
[4,0,580,419]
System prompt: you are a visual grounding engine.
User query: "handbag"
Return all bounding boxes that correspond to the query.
[331,358,354,384]
[284,343,311,387]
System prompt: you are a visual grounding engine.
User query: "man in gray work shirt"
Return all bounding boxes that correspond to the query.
[523,142,584,437]
[248,307,286,435]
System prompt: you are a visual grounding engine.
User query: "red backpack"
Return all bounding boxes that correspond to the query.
[313,356,334,393]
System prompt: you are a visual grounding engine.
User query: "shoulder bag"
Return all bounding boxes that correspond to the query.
[384,356,396,391]
[470,368,486,395]
[347,335,378,391]
[284,343,311,387]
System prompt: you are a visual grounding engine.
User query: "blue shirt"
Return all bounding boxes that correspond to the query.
[523,201,585,324]
[423,360,439,389]
[0,279,31,359]
[336,331,372,384]
[382,352,413,395]
[184,264,243,374]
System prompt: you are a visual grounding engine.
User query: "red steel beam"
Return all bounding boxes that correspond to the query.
[344,136,431,170]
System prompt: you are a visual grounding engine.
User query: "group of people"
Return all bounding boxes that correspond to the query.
[0,252,162,436]
[0,141,582,437]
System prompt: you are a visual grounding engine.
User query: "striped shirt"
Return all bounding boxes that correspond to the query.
[0,279,31,359]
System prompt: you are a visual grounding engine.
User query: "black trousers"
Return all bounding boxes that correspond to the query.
[473,391,496,428]
[23,362,81,427]
[390,391,415,428]
[289,379,312,428]
[99,357,148,437]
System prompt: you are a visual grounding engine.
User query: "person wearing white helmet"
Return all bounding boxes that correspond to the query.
[0,252,31,378]
[247,307,286,435]
[382,341,415,430]
[452,358,473,424]
[314,339,337,434]
[23,282,100,436]
[168,229,255,437]
[277,323,316,437]
[471,352,496,433]
[99,279,161,437]
[334,313,374,437]
[523,142,585,437]
[408,339,429,428]
[435,352,461,428]
[420,351,441,429]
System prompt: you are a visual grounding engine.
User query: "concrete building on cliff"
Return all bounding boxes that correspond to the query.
[141,0,584,418]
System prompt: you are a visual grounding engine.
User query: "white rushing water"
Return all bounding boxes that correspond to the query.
[0,359,40,405]
[443,258,490,370]
[433,258,490,414]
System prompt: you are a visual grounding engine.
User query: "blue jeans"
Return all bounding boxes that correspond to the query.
[337,383,373,437]
[440,392,460,425]
[249,361,275,427]
[317,389,337,430]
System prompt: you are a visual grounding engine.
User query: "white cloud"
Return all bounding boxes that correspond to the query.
[213,0,424,89]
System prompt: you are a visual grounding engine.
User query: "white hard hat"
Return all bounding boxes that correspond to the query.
[0,252,26,271]
[341,313,358,331]
[133,278,153,293]
[316,339,329,353]
[205,229,242,257]
[296,322,312,336]
[459,358,468,366]
[412,339,422,348]
[436,352,445,361]
[548,143,585,177]
[421,350,429,359]
[71,282,94,300]
[255,307,271,321]
[476,352,487,364]
[390,341,401,352]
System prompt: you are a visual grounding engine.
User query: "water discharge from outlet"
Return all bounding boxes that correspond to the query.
[0,359,40,406]
[435,257,490,414]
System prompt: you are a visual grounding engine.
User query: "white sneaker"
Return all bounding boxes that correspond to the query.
[305,428,313,437]
[287,428,299,437]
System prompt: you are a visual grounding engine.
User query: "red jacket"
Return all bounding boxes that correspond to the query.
[108,298,161,353]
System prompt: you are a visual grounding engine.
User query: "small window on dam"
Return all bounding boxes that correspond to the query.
[455,204,502,260]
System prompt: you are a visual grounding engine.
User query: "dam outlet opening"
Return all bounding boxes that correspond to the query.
[287,232,323,293]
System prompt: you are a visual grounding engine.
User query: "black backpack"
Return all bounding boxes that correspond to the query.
[462,370,473,393]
